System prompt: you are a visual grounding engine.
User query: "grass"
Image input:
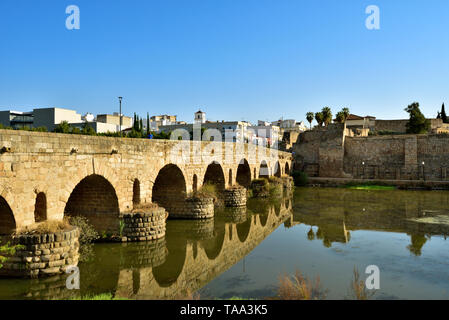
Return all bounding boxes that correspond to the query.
[131,202,160,211]
[347,268,376,300]
[347,185,396,190]
[277,270,327,300]
[173,289,201,300]
[15,219,72,235]
[68,293,128,300]
[190,183,218,201]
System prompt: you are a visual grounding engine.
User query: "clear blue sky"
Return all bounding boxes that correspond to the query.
[0,0,448,124]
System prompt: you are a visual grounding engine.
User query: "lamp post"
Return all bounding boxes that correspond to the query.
[118,97,123,137]
[362,161,365,179]
[422,161,425,181]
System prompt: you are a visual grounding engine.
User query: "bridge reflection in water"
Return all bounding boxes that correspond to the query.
[1,197,292,300]
[292,188,449,255]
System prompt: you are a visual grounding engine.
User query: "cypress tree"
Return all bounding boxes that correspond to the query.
[441,103,447,123]
[147,113,150,136]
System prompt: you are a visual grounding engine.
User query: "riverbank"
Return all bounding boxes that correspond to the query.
[306,177,449,190]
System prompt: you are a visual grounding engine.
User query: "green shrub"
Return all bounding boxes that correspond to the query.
[68,216,99,262]
[0,240,24,269]
[291,170,308,187]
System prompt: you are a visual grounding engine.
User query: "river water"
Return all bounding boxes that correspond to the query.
[1,187,449,300]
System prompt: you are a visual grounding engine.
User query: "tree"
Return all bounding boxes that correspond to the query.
[342,107,350,121]
[315,112,324,127]
[81,122,96,135]
[335,111,345,124]
[321,107,332,126]
[405,102,430,134]
[54,121,71,133]
[437,111,441,119]
[306,112,314,129]
[441,103,447,123]
[146,113,150,136]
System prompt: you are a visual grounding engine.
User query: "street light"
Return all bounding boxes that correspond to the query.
[422,161,425,181]
[118,97,123,137]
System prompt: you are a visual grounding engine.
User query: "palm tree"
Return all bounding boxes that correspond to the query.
[315,112,324,127]
[321,107,332,126]
[306,112,314,129]
[342,107,350,121]
[335,111,345,124]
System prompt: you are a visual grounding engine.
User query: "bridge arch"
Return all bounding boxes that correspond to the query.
[259,160,270,179]
[0,196,15,235]
[236,159,251,188]
[274,161,281,178]
[203,161,225,192]
[64,174,120,232]
[152,164,187,215]
[132,179,141,206]
[34,192,47,223]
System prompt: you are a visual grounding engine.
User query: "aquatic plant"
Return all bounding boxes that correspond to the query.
[277,270,327,300]
[347,267,376,300]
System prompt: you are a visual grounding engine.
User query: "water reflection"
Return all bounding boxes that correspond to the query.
[293,188,449,255]
[0,197,293,300]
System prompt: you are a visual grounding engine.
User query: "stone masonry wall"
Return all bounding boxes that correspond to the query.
[345,134,449,180]
[294,124,449,181]
[0,227,79,278]
[224,187,247,207]
[169,197,214,219]
[0,130,292,230]
[121,207,167,242]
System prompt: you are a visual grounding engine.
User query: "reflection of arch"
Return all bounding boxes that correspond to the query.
[259,160,269,178]
[193,174,198,193]
[259,213,268,227]
[236,159,251,188]
[203,162,225,191]
[152,234,187,287]
[133,179,140,206]
[64,174,119,232]
[274,161,281,178]
[202,221,226,260]
[285,162,290,175]
[237,218,252,243]
[34,192,47,222]
[0,197,15,235]
[152,164,187,214]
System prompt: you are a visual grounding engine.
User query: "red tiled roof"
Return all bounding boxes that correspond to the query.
[346,114,364,120]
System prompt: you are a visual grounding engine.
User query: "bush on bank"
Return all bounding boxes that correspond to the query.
[291,170,308,187]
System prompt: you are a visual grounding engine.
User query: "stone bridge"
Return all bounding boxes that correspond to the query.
[0,130,292,233]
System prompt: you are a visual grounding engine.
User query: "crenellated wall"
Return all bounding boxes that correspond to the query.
[293,124,449,181]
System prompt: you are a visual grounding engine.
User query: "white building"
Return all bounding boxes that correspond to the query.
[194,110,206,124]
